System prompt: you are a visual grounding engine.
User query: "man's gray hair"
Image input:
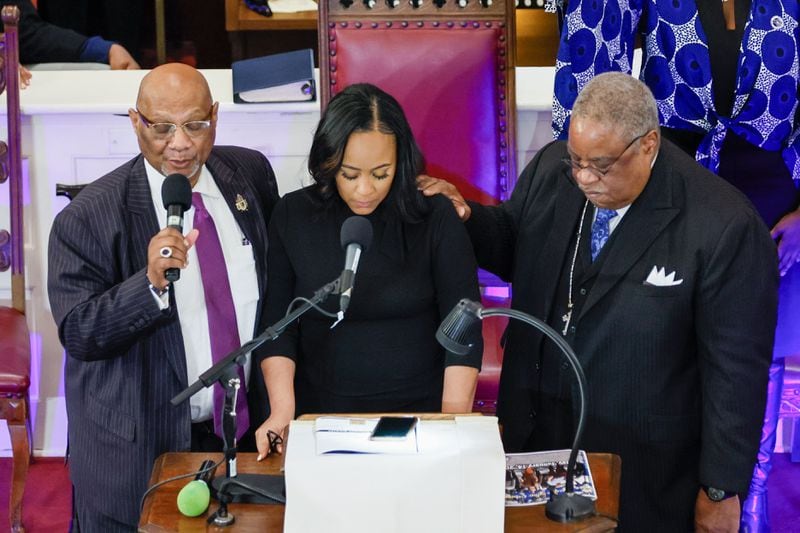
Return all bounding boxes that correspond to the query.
[572,72,660,140]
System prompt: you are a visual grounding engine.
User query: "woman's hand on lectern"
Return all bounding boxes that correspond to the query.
[256,416,290,461]
[257,356,296,460]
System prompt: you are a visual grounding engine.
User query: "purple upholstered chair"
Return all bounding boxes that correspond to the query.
[318,0,516,413]
[0,6,32,533]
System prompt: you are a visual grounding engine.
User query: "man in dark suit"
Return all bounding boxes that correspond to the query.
[420,72,777,532]
[47,63,279,531]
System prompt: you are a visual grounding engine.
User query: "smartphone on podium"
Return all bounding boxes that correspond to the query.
[369,416,418,441]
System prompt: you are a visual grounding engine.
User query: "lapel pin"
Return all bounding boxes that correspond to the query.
[235,193,249,212]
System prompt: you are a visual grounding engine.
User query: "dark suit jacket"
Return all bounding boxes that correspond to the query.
[466,140,777,531]
[47,146,279,526]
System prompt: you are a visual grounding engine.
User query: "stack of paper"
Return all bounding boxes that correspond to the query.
[313,416,419,454]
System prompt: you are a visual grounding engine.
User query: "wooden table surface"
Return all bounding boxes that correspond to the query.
[226,0,318,31]
[139,450,620,532]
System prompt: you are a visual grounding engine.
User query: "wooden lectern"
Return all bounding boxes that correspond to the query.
[139,451,620,532]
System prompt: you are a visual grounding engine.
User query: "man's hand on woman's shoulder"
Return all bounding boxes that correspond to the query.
[417,174,471,221]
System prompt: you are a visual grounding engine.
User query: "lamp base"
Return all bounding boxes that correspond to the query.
[545,492,596,522]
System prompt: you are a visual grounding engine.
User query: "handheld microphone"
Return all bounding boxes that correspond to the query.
[177,459,216,517]
[161,174,193,283]
[338,216,373,314]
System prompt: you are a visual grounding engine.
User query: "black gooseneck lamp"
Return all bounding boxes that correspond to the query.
[436,299,596,522]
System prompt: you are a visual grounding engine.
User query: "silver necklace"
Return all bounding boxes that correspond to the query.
[562,200,589,336]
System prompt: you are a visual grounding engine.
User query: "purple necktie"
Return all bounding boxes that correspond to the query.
[192,192,250,440]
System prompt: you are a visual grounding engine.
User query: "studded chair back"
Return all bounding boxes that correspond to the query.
[318,0,516,204]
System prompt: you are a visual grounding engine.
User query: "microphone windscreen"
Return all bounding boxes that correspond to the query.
[436,299,483,355]
[161,174,193,211]
[177,480,210,517]
[340,216,374,252]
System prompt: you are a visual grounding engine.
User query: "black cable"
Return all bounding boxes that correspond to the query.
[286,296,339,319]
[138,457,224,514]
[216,477,287,504]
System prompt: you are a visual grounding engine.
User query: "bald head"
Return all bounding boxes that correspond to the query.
[137,63,213,114]
[129,63,218,184]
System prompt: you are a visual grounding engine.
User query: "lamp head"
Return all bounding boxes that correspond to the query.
[436,299,484,355]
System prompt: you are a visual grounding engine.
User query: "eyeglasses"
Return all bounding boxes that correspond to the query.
[136,108,213,140]
[562,133,647,178]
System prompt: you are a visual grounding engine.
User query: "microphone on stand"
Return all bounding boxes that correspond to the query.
[338,216,373,314]
[160,173,193,282]
[436,299,596,523]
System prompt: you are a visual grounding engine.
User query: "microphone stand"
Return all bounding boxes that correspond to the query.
[171,277,342,408]
[171,277,341,525]
[437,300,595,522]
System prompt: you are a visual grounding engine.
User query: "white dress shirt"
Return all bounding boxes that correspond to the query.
[145,161,259,423]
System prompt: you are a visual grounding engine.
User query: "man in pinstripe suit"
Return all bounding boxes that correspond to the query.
[47,63,279,532]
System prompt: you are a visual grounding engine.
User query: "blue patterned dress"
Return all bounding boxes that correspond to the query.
[552,0,800,179]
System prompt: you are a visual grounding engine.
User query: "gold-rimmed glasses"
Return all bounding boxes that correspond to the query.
[135,107,214,140]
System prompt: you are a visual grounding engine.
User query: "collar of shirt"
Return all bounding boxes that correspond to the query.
[144,159,218,208]
[592,204,631,235]
[591,148,658,234]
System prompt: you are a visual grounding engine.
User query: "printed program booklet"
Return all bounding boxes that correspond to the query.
[504,449,597,506]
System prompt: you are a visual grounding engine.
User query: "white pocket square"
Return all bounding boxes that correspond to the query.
[644,266,683,287]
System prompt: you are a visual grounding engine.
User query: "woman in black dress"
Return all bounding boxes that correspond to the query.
[254,84,483,458]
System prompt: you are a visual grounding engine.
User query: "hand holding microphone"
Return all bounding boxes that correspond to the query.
[338,216,373,315]
[146,174,197,291]
[161,174,193,283]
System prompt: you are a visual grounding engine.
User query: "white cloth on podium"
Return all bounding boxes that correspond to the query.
[283,416,506,533]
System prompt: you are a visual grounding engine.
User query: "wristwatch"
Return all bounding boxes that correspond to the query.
[702,485,737,502]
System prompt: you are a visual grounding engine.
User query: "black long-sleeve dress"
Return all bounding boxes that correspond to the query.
[255,188,483,414]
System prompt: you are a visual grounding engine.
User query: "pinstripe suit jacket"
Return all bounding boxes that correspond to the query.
[466,140,777,531]
[47,146,279,526]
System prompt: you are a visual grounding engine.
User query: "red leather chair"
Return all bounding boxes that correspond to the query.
[0,7,32,533]
[318,0,516,413]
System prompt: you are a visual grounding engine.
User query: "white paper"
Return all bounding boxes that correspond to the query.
[238,79,314,103]
[268,0,318,13]
[313,416,419,454]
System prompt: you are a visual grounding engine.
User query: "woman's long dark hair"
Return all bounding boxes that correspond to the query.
[308,83,428,222]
